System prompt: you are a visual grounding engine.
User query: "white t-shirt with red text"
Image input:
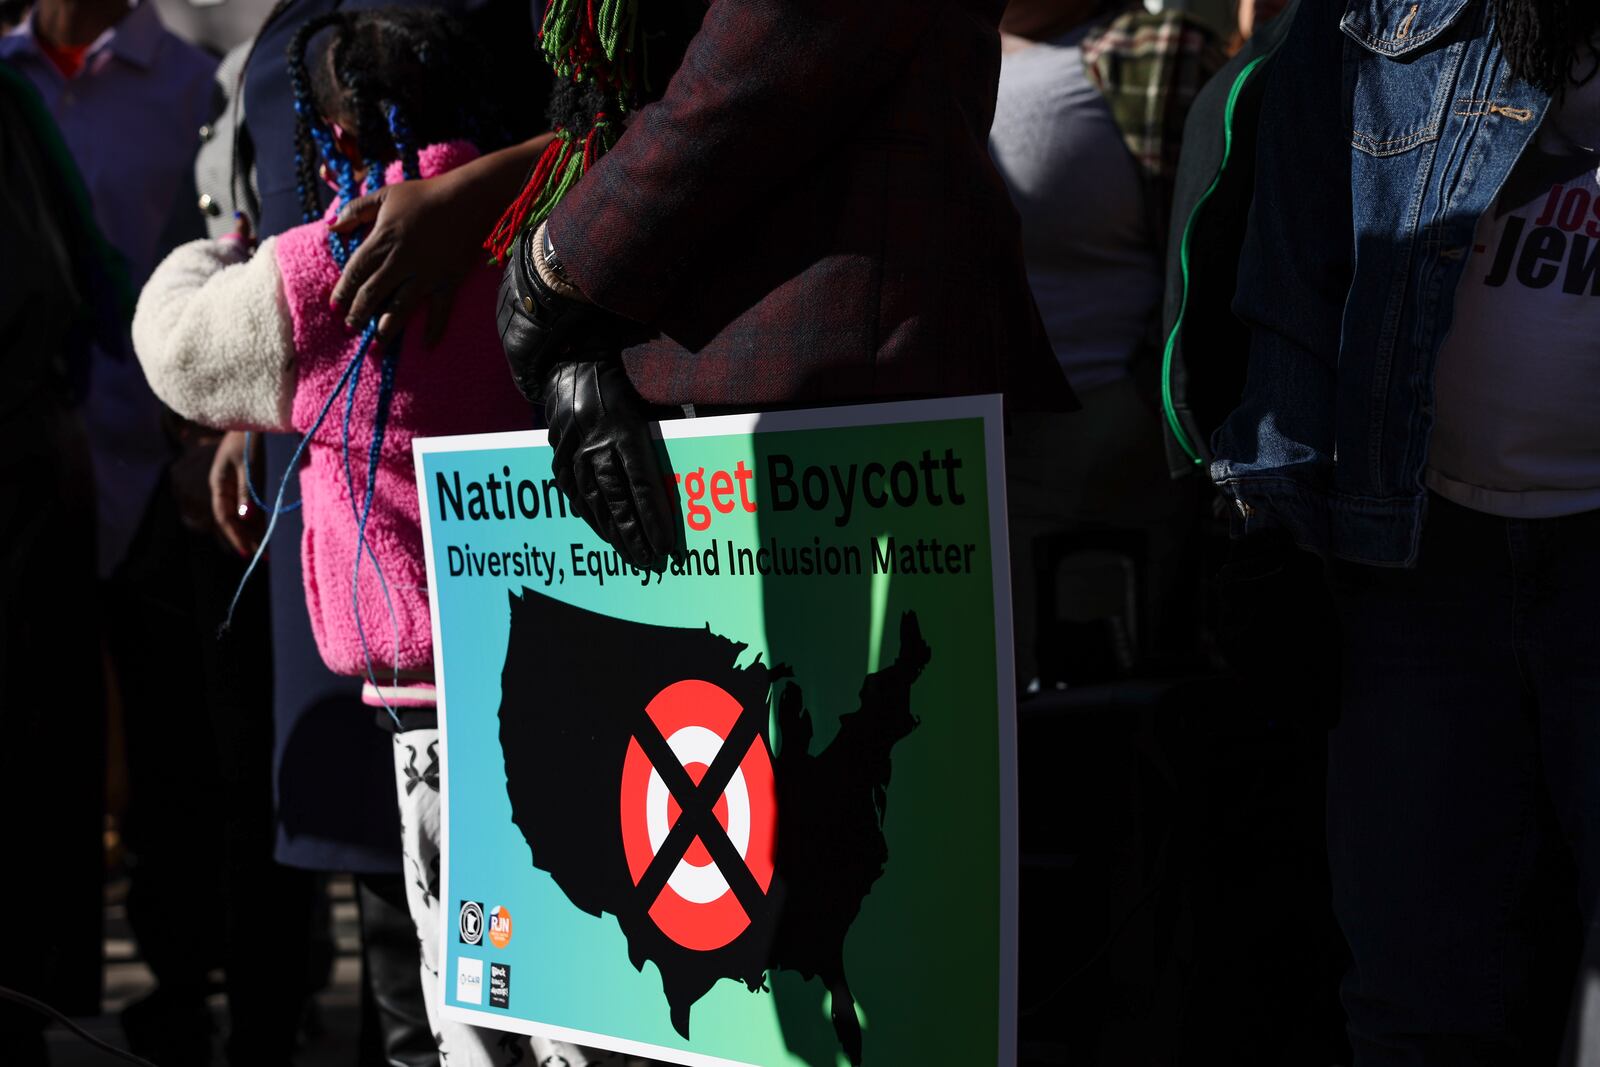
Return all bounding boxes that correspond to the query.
[1428,70,1600,518]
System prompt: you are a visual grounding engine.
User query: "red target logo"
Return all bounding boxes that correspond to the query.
[619,680,776,951]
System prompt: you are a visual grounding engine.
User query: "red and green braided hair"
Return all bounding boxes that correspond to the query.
[483,0,703,264]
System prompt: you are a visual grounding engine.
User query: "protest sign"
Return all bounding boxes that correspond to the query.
[415,397,1017,1065]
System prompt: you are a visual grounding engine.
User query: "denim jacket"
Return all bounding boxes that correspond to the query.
[1210,0,1551,565]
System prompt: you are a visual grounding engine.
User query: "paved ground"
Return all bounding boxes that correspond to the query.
[49,877,363,1067]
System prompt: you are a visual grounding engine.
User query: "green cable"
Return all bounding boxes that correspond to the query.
[1159,54,1271,467]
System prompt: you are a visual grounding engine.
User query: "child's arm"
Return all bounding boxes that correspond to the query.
[133,235,296,432]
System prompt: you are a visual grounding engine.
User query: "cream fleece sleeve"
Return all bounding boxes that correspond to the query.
[133,235,297,432]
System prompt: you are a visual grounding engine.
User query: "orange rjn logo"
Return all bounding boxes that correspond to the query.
[488,905,512,949]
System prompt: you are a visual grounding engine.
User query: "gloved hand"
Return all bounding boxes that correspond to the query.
[496,225,636,402]
[543,358,684,573]
[495,226,681,569]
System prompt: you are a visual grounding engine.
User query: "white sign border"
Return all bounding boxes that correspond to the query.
[414,394,1018,1066]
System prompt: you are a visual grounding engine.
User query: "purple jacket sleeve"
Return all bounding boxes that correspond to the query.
[547,0,951,325]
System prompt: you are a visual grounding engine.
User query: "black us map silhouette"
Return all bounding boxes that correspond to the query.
[497,590,932,1065]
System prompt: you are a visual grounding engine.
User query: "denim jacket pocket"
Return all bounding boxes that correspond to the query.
[1341,0,1475,157]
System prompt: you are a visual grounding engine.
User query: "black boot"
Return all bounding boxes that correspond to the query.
[357,874,437,1067]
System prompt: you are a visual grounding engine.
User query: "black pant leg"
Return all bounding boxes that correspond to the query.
[110,475,223,1011]
[187,514,316,1067]
[1328,500,1564,1066]
[0,416,103,1062]
[1524,508,1600,1064]
[356,873,437,1067]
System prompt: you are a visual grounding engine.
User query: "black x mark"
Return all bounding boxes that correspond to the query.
[630,696,770,926]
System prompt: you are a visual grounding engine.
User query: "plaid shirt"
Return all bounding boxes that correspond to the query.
[547,0,1075,411]
[1082,6,1227,249]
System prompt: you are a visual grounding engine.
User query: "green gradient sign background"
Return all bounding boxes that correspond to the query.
[417,398,1016,1066]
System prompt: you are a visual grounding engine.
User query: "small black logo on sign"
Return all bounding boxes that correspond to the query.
[459,901,484,945]
[489,963,510,1009]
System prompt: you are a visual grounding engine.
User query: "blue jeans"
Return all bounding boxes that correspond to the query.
[1329,496,1600,1066]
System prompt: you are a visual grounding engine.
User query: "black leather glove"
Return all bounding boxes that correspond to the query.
[495,227,636,403]
[543,358,684,573]
[496,229,681,570]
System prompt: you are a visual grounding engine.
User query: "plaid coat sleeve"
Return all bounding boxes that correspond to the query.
[547,0,951,326]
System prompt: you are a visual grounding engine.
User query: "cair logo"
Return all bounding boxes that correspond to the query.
[488,905,513,949]
[458,900,484,946]
[456,956,483,1005]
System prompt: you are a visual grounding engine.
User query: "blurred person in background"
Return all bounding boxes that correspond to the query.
[0,0,213,586]
[0,1,28,32]
[991,0,1224,688]
[1,3,316,1065]
[149,0,274,54]
[0,58,122,1067]
[1230,0,1287,49]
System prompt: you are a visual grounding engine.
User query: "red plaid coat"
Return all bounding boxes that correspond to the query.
[546,0,1076,411]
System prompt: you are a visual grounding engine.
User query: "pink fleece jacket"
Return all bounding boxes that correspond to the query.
[275,141,530,680]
